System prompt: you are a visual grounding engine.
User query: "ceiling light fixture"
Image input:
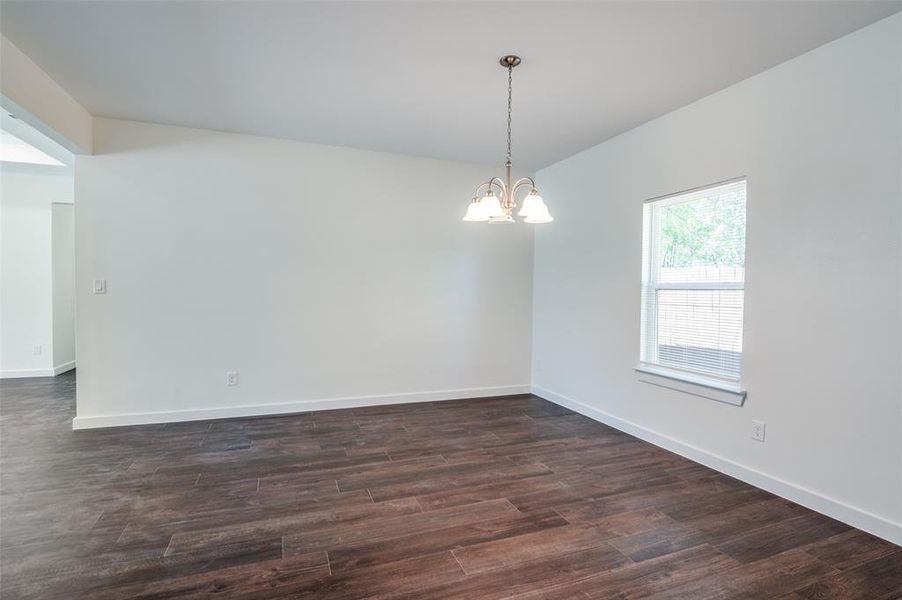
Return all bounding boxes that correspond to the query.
[463,55,552,225]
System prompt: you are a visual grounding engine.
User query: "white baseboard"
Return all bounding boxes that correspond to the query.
[1,361,76,379]
[531,385,902,546]
[53,361,76,375]
[1,367,55,379]
[72,384,531,430]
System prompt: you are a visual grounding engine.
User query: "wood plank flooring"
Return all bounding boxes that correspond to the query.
[1,371,899,599]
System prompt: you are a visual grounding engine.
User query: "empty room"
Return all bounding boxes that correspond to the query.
[1,1,900,598]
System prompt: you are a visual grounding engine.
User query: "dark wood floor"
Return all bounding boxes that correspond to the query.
[1,372,899,599]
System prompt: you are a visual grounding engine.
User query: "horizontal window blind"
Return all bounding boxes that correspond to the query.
[640,179,746,382]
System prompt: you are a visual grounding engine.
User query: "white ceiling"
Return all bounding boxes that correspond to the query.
[1,1,899,170]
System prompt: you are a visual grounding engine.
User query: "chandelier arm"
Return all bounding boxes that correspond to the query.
[489,177,508,197]
[491,177,511,211]
[510,179,538,207]
[473,178,504,195]
[473,181,491,197]
[512,177,537,192]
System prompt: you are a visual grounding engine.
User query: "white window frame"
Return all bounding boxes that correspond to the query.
[635,177,748,406]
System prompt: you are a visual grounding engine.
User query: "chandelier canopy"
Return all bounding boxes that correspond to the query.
[463,55,553,225]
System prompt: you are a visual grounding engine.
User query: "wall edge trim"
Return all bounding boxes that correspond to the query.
[53,361,76,375]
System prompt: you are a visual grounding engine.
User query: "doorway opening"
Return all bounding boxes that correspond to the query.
[0,112,76,380]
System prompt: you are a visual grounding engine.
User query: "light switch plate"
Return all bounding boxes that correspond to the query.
[93,279,107,294]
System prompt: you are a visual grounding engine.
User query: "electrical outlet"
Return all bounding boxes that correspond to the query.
[32,344,42,356]
[751,420,766,442]
[226,371,239,386]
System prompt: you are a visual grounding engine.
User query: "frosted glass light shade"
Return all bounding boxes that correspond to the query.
[462,200,488,222]
[481,193,504,217]
[518,191,546,217]
[488,213,515,224]
[524,204,553,223]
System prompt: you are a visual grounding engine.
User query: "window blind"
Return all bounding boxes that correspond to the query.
[640,179,746,382]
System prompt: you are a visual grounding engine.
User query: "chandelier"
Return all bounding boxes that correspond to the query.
[463,55,553,224]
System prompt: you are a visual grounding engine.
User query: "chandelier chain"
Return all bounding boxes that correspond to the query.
[506,65,513,165]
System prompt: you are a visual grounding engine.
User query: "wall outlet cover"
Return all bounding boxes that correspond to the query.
[226,371,239,386]
[751,420,766,442]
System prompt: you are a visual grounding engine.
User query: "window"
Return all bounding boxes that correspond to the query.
[638,178,746,399]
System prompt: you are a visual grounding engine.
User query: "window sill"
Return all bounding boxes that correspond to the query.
[634,364,746,406]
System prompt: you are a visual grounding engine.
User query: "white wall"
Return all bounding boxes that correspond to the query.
[52,202,76,371]
[74,118,533,427]
[0,167,74,377]
[532,13,902,543]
